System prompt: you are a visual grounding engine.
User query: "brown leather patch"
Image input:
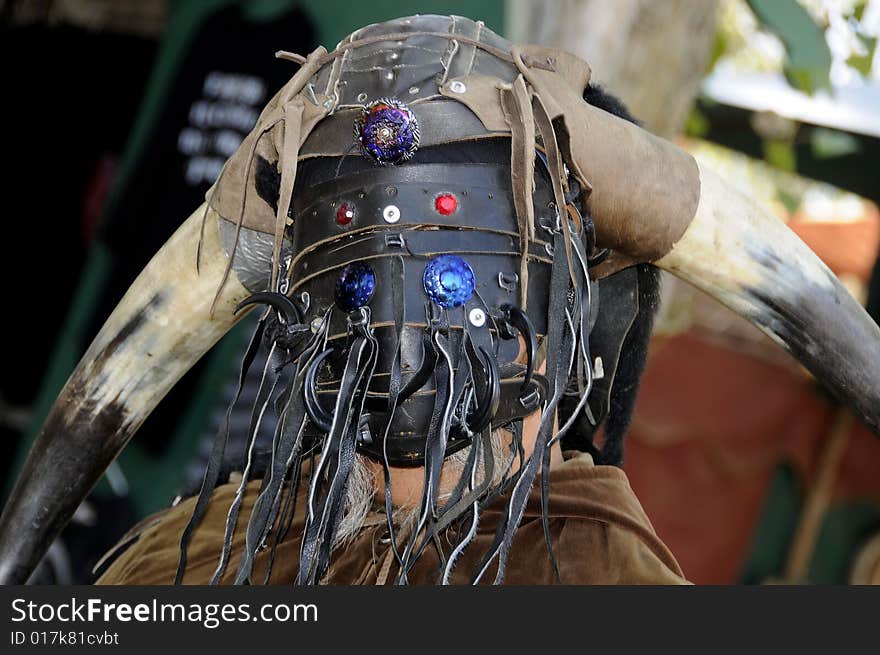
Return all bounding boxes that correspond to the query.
[513,44,700,262]
[440,46,701,265]
[206,46,330,235]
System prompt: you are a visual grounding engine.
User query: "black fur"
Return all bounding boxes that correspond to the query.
[584,83,642,126]
[596,264,661,465]
[578,84,659,466]
[255,155,281,213]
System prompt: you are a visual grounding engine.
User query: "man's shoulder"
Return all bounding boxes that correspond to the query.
[533,452,689,584]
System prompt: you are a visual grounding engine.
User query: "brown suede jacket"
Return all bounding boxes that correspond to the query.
[97,452,687,585]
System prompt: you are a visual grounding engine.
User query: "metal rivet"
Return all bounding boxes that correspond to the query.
[449,80,467,93]
[382,70,395,81]
[383,205,401,223]
[408,85,420,95]
[310,317,323,333]
[385,186,398,197]
[468,308,487,327]
[357,92,368,103]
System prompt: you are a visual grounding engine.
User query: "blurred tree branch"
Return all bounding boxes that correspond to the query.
[507,0,721,138]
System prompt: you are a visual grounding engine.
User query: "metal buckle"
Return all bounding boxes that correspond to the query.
[518,388,541,411]
[384,233,405,248]
[497,272,518,292]
[348,306,370,327]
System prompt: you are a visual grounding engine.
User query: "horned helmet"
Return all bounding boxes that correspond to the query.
[2,15,878,585]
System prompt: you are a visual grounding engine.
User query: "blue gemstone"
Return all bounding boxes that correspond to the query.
[355,98,420,165]
[423,255,476,308]
[335,262,376,312]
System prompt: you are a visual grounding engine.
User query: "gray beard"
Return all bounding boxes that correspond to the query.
[332,428,513,548]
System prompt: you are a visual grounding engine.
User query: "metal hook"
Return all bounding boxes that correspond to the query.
[397,331,438,404]
[360,330,438,413]
[466,345,500,434]
[234,291,302,325]
[298,291,311,315]
[304,348,335,431]
[499,304,537,393]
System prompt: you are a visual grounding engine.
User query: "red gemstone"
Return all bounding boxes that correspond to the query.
[336,202,355,225]
[434,193,457,216]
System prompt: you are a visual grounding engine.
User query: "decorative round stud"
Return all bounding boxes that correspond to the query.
[468,308,487,327]
[310,317,324,333]
[449,80,467,94]
[335,202,355,226]
[423,255,476,308]
[354,98,420,165]
[335,262,376,312]
[383,204,401,223]
[434,193,458,216]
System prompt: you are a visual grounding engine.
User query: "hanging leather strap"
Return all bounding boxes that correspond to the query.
[500,76,535,309]
[271,99,305,291]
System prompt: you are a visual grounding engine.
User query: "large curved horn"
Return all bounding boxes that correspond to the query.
[655,162,880,434]
[507,50,879,435]
[0,204,251,584]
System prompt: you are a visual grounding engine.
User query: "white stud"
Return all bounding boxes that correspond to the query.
[468,308,487,327]
[593,356,605,380]
[449,80,467,94]
[383,205,401,223]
